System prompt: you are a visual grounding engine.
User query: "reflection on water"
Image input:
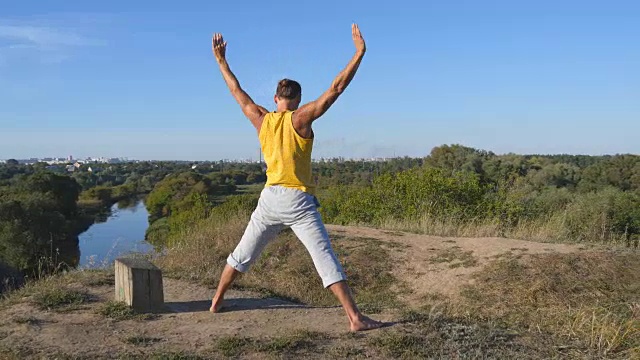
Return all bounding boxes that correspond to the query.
[78,200,154,267]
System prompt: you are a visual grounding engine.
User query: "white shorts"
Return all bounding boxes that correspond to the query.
[227,185,347,288]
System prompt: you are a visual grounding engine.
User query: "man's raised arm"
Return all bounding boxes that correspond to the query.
[293,24,367,127]
[212,33,267,131]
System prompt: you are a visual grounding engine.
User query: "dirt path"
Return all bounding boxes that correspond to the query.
[0,225,588,359]
[326,225,585,305]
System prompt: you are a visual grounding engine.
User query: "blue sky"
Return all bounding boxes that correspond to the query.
[1,1,638,160]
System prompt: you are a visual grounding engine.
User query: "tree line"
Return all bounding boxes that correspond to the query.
[2,144,638,287]
[320,145,640,245]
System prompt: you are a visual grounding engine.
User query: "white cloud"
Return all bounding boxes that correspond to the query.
[0,21,103,65]
[0,25,97,47]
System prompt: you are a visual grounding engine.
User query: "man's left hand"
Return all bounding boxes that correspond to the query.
[212,33,227,63]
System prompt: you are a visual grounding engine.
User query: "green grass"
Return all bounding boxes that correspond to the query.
[214,331,327,357]
[97,300,157,321]
[371,332,428,359]
[258,330,326,353]
[216,336,253,357]
[32,287,89,310]
[235,183,265,194]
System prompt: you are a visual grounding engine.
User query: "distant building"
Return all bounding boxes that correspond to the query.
[66,165,75,173]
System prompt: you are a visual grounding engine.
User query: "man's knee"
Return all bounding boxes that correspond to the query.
[226,252,254,273]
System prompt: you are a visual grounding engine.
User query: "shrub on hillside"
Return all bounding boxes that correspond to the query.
[319,165,640,244]
[320,167,491,225]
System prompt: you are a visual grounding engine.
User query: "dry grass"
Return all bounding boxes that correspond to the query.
[378,212,635,246]
[429,246,478,268]
[124,335,163,346]
[366,308,553,359]
[0,269,112,311]
[215,330,328,357]
[157,209,402,310]
[32,287,89,311]
[457,251,640,358]
[96,300,160,322]
[380,216,502,239]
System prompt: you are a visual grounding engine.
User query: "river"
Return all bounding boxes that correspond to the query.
[78,200,154,267]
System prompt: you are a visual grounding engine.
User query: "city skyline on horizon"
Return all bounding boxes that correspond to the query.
[3,143,639,164]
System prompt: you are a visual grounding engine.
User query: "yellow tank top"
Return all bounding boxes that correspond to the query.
[259,111,316,195]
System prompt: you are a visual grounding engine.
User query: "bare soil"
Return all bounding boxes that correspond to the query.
[0,225,592,359]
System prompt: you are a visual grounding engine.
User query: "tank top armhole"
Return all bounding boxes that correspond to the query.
[258,112,271,140]
[289,111,314,140]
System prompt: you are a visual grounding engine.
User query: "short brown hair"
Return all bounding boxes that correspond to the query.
[276,79,301,99]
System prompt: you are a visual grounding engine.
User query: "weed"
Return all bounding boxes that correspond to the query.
[258,330,326,354]
[125,336,162,346]
[97,300,156,321]
[327,345,365,358]
[371,332,428,358]
[32,287,88,310]
[216,336,253,357]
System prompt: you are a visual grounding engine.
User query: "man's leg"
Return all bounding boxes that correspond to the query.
[328,281,384,331]
[211,206,282,312]
[210,264,240,312]
[289,208,383,331]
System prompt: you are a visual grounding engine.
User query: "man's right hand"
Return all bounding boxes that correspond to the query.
[212,33,227,63]
[352,23,366,54]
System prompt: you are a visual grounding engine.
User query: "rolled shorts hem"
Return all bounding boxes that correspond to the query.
[227,254,250,273]
[322,273,348,288]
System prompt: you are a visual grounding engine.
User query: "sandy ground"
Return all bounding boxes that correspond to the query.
[327,225,584,305]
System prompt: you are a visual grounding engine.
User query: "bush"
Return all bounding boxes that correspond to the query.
[564,188,640,243]
[321,167,493,225]
[320,166,640,244]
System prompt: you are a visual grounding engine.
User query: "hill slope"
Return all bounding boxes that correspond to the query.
[0,225,636,359]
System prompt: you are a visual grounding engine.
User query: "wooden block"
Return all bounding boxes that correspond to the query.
[114,257,164,312]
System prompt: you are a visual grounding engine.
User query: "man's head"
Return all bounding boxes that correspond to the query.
[275,79,302,110]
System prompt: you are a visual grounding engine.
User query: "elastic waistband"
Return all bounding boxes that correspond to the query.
[264,185,309,195]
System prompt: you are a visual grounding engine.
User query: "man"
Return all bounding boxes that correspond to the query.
[210,24,382,331]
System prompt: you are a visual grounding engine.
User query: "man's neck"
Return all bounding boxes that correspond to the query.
[276,102,297,112]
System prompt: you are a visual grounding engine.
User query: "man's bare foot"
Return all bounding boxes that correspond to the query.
[209,297,223,313]
[350,315,384,331]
